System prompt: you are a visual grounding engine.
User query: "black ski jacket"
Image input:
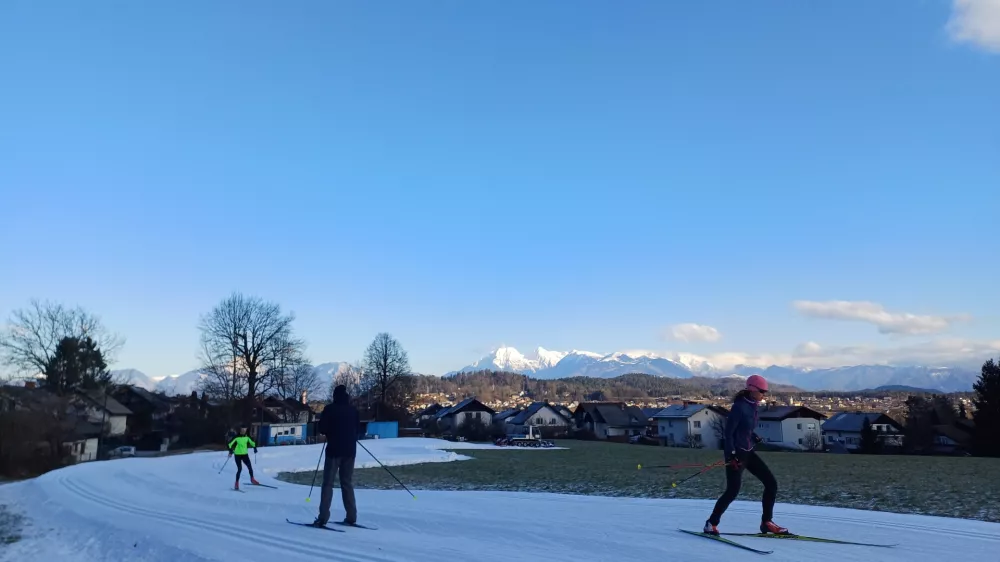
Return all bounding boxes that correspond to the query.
[319,394,360,458]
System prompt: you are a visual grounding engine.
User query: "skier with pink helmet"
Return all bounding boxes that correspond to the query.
[704,374,789,536]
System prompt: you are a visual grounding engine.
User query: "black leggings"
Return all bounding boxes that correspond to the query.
[709,451,777,525]
[234,454,254,481]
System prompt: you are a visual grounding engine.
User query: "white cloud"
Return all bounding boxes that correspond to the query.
[665,323,721,343]
[947,0,1000,53]
[655,338,1000,371]
[792,300,970,336]
[784,338,1000,369]
[793,341,824,357]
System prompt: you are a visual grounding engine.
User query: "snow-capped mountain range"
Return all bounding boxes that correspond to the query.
[114,345,983,396]
[112,362,355,398]
[445,346,982,392]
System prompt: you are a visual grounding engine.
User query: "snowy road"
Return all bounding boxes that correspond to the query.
[1,439,998,561]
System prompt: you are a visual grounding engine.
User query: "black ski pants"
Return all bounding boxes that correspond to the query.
[709,450,777,525]
[234,454,254,482]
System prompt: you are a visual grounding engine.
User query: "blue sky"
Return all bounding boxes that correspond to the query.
[1,1,998,377]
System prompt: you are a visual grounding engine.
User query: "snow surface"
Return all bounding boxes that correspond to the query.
[3,438,997,561]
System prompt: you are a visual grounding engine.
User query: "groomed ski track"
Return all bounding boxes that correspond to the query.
[1,439,997,562]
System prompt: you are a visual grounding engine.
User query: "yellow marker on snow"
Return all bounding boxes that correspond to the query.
[637,464,642,470]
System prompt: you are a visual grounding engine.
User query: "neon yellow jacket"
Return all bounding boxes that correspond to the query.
[228,435,256,456]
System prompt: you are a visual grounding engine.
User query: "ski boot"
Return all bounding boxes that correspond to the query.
[234,481,240,491]
[703,520,719,536]
[250,477,261,486]
[760,520,789,535]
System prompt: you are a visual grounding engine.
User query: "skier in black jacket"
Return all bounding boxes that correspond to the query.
[704,375,788,536]
[313,384,360,527]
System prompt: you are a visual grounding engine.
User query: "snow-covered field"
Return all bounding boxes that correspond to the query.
[1,437,998,561]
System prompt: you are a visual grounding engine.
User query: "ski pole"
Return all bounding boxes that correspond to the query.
[306,442,326,503]
[218,453,231,474]
[637,462,719,470]
[670,460,724,488]
[356,439,416,499]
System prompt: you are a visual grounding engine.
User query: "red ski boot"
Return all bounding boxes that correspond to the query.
[250,477,261,486]
[703,520,720,536]
[760,520,789,535]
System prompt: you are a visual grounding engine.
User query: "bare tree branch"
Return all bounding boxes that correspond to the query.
[195,292,305,405]
[362,332,411,405]
[0,299,124,380]
[330,362,365,401]
[710,414,727,446]
[803,431,823,451]
[275,363,323,402]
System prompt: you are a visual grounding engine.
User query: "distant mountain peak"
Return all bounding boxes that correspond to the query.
[445,346,982,392]
[531,347,568,369]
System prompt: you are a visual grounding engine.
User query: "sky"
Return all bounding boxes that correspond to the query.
[1,1,998,378]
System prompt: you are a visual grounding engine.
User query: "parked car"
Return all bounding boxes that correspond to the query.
[111,446,136,458]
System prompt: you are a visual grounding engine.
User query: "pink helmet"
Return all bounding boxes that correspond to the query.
[746,374,768,393]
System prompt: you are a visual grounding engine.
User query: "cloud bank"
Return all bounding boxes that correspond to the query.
[665,323,721,343]
[948,0,1000,53]
[663,337,1000,372]
[792,300,970,335]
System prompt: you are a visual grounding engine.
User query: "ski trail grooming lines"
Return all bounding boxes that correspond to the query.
[286,518,345,532]
[720,532,897,547]
[334,521,377,530]
[678,529,773,554]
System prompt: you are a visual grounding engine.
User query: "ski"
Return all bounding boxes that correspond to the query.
[333,521,377,530]
[286,518,345,532]
[678,529,772,554]
[243,482,278,489]
[721,532,896,548]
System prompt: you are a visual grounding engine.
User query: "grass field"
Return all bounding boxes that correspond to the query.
[279,440,1000,522]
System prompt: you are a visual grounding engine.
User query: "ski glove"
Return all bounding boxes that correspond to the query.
[253,448,258,454]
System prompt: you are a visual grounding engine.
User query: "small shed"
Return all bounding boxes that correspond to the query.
[253,422,307,445]
[364,421,399,439]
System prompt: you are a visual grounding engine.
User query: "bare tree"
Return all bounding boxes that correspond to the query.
[710,414,727,448]
[361,333,412,418]
[803,431,823,452]
[684,433,704,448]
[195,293,305,406]
[330,362,365,401]
[0,299,124,380]
[276,363,323,403]
[362,333,410,402]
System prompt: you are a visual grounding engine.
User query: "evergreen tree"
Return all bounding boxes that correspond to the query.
[972,358,1000,457]
[931,395,957,425]
[859,418,881,454]
[43,336,112,396]
[904,396,935,454]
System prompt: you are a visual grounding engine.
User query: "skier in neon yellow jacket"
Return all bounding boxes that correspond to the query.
[228,427,260,490]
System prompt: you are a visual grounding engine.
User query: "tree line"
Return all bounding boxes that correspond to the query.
[411,370,895,404]
[3,296,999,462]
[844,359,999,458]
[188,292,416,425]
[0,294,418,476]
